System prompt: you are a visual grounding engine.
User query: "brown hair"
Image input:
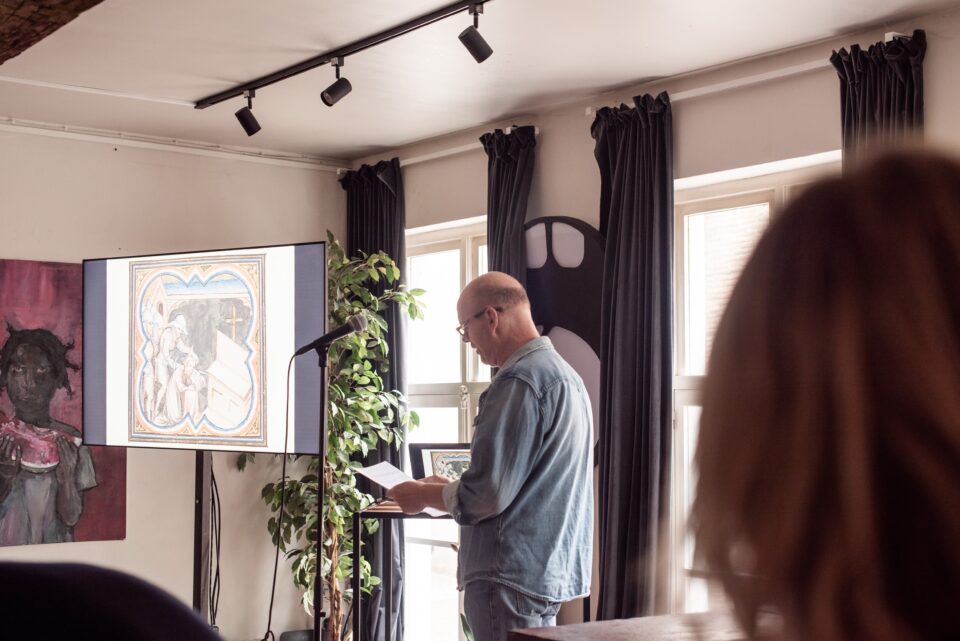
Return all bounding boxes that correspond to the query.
[691,151,960,641]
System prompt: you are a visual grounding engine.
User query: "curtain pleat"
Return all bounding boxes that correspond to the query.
[341,158,406,641]
[592,92,674,620]
[481,126,536,281]
[831,29,926,167]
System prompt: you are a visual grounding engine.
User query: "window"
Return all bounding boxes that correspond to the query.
[403,218,488,641]
[669,161,840,613]
[679,195,770,376]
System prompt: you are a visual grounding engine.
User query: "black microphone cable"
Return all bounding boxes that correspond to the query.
[261,318,363,641]
[209,465,222,630]
[261,354,297,641]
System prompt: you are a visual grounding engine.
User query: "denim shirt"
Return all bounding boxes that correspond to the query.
[442,337,593,601]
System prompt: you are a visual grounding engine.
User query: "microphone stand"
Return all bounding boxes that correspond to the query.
[312,343,329,641]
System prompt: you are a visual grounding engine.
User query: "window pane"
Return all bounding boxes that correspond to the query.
[406,406,460,543]
[404,408,460,636]
[407,250,462,384]
[677,404,722,614]
[683,576,728,614]
[404,542,460,641]
[682,406,701,571]
[476,244,491,382]
[407,406,460,446]
[684,204,768,375]
[684,577,710,613]
[477,244,488,276]
[477,359,491,383]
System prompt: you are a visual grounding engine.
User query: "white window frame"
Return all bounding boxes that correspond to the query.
[405,219,489,438]
[668,160,840,613]
[403,219,489,641]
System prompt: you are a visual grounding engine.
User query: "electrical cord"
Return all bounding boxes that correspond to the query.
[261,355,296,641]
[209,467,222,627]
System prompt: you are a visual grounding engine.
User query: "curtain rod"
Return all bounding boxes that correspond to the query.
[584,58,832,116]
[338,125,540,175]
[400,125,540,167]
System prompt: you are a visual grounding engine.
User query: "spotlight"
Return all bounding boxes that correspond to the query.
[234,89,261,136]
[322,57,352,107]
[459,4,492,63]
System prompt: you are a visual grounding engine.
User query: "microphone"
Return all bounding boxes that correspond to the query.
[294,313,368,356]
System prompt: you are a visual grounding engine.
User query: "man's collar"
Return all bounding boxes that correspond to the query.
[496,336,553,376]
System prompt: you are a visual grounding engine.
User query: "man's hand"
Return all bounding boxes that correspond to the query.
[388,479,452,515]
[388,480,429,515]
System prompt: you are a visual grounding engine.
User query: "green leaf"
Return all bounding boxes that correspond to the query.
[461,614,476,641]
[235,452,255,471]
[235,230,426,626]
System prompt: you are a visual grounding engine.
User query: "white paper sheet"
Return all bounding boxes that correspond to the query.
[357,461,446,517]
[357,461,411,490]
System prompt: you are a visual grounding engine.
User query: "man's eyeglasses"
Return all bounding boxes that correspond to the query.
[455,306,504,338]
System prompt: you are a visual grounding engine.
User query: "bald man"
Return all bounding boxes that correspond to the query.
[390,272,593,641]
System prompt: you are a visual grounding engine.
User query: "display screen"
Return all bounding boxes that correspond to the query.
[82,242,324,454]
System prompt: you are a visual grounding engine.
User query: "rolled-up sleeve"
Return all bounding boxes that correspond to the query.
[441,480,461,514]
[452,377,542,526]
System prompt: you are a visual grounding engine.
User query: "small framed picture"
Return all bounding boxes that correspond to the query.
[409,443,472,480]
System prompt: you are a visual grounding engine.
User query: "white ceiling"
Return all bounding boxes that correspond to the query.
[0,0,955,161]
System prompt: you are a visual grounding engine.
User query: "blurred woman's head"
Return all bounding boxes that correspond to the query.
[692,151,960,641]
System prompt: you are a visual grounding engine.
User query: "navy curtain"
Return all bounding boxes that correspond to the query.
[481,126,536,281]
[592,92,674,619]
[831,29,926,168]
[341,158,406,641]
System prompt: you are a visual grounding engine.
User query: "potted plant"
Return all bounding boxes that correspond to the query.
[238,231,424,641]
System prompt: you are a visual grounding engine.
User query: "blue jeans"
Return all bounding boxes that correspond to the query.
[463,580,562,641]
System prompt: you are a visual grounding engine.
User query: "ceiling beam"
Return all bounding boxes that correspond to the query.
[194,0,490,110]
[0,0,104,65]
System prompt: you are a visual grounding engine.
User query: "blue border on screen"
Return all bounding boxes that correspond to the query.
[294,243,325,455]
[82,259,108,446]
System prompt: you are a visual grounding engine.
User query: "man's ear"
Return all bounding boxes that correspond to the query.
[485,306,500,333]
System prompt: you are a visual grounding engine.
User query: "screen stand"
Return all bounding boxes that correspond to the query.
[313,346,329,641]
[193,450,213,621]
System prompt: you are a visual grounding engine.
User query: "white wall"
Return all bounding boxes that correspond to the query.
[0,130,345,641]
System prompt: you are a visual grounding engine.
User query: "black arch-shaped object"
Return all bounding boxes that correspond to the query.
[524,216,605,455]
[524,216,604,354]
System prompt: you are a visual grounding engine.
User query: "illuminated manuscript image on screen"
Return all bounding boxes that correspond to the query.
[128,255,267,448]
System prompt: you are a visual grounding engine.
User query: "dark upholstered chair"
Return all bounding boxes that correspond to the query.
[0,562,223,641]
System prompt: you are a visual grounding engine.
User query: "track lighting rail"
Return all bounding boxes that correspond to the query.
[195,0,491,110]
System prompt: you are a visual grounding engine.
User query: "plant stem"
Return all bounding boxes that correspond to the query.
[326,465,342,641]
